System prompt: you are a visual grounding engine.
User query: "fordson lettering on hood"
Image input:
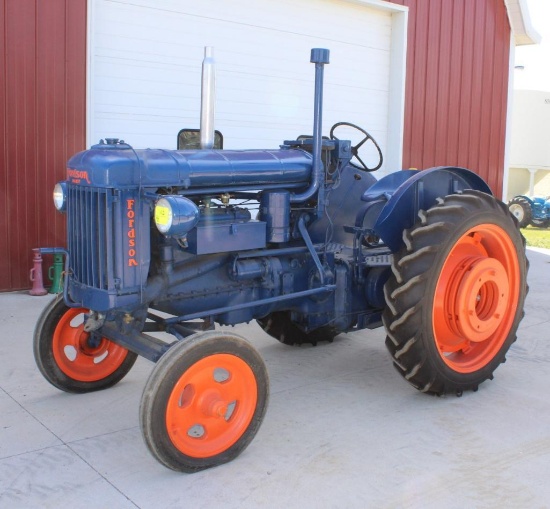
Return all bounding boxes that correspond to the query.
[127,199,138,267]
[67,168,91,184]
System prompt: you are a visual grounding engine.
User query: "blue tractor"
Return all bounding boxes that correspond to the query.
[508,194,550,228]
[34,49,528,472]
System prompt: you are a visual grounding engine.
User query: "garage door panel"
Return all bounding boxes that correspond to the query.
[103,0,392,50]
[90,0,397,170]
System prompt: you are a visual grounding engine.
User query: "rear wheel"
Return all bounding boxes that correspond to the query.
[257,312,336,346]
[529,217,549,228]
[383,191,528,395]
[140,331,269,472]
[33,297,137,393]
[508,196,532,228]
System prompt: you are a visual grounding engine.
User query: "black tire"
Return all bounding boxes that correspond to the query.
[383,191,528,395]
[508,196,532,228]
[257,311,336,346]
[529,218,550,228]
[33,296,137,393]
[140,331,269,472]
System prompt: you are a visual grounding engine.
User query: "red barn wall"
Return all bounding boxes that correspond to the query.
[0,0,86,291]
[389,0,512,197]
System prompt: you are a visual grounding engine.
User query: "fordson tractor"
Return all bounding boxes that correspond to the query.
[34,49,528,472]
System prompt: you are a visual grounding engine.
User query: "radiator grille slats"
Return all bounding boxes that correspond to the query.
[67,186,112,290]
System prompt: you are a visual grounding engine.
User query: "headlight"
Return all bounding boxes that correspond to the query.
[154,196,199,237]
[53,182,67,212]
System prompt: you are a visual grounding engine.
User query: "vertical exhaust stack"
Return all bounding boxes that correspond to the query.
[200,46,216,149]
[289,48,330,218]
[310,48,330,217]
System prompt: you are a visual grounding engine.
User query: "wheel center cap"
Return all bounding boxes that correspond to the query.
[200,390,228,418]
[455,257,509,342]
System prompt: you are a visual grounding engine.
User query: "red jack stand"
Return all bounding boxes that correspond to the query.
[29,248,48,296]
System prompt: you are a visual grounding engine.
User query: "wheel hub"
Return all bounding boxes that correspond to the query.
[52,307,130,381]
[432,223,521,373]
[165,353,258,458]
[77,330,103,354]
[452,257,509,342]
[508,204,524,221]
[200,390,229,418]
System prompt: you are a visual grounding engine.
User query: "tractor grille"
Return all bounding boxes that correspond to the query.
[67,186,113,290]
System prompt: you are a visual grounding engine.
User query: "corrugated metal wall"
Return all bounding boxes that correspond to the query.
[0,0,86,291]
[389,0,511,197]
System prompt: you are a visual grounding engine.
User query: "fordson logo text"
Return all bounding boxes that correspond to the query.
[126,199,138,267]
[67,168,91,184]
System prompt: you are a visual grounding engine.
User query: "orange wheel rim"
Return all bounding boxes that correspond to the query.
[52,308,129,381]
[433,224,520,373]
[165,354,258,458]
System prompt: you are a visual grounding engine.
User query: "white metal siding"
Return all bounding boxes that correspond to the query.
[88,0,404,174]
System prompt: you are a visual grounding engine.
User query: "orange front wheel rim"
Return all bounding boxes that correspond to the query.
[433,224,520,373]
[165,354,258,458]
[52,308,129,381]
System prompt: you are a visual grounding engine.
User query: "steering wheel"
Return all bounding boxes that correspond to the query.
[329,122,383,172]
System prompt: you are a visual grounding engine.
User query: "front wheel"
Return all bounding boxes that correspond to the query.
[383,191,528,395]
[140,331,269,472]
[529,218,550,228]
[33,297,137,393]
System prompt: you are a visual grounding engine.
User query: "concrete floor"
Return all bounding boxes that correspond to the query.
[1,248,549,509]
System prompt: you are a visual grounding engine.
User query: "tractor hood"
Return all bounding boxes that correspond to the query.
[66,140,313,189]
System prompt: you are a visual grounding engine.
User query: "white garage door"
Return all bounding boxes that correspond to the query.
[88,0,407,174]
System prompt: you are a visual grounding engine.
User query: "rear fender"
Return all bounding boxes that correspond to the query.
[362,166,492,252]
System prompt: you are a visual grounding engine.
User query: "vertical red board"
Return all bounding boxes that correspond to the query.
[0,0,86,291]
[389,0,511,197]
[0,0,6,290]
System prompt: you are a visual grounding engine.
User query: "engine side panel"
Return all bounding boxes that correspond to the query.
[307,165,377,246]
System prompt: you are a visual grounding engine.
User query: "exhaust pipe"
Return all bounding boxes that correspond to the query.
[290,48,330,218]
[200,46,216,149]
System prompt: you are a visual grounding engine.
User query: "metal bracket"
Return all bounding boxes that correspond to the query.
[297,215,325,285]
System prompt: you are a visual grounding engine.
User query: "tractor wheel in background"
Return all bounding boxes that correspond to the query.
[140,331,269,472]
[529,217,550,228]
[508,196,532,228]
[383,190,528,396]
[257,311,336,346]
[33,296,137,393]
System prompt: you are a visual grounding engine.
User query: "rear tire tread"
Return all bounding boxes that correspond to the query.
[257,311,336,346]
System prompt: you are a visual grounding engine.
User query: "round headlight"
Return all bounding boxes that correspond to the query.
[154,197,174,234]
[53,182,67,212]
[154,196,199,237]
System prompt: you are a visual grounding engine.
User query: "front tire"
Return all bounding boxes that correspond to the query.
[529,218,550,228]
[33,297,137,393]
[383,191,528,395]
[140,331,269,472]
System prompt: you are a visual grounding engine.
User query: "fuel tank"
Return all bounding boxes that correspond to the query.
[66,139,313,189]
